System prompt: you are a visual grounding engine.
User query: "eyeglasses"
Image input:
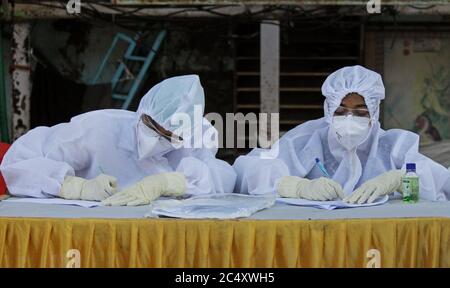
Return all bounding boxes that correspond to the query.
[334,106,370,118]
[141,114,183,144]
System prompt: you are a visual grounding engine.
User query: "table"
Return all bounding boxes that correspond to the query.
[1,199,449,268]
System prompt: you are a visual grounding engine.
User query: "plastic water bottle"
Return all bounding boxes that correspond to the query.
[402,163,419,203]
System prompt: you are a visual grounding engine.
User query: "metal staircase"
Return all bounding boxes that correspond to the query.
[92,30,166,110]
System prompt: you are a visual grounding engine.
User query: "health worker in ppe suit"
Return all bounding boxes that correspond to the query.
[233,65,450,203]
[0,75,237,206]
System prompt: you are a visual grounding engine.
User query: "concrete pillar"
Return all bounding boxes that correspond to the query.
[11,22,31,140]
[260,20,279,147]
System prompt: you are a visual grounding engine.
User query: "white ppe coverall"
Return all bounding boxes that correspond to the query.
[1,75,236,198]
[233,66,450,201]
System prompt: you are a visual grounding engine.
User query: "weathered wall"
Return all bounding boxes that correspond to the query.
[31,20,133,84]
[383,32,450,141]
[28,19,235,115]
[1,34,13,140]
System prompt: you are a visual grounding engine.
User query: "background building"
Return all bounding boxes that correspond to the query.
[0,0,449,165]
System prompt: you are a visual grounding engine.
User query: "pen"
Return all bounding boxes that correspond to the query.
[315,158,331,178]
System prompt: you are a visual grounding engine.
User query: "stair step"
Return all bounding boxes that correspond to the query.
[125,55,147,62]
[112,93,129,100]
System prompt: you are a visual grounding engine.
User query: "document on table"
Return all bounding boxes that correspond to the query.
[2,197,102,208]
[276,195,389,210]
[147,193,276,219]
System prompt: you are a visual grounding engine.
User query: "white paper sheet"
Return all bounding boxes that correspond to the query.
[147,193,276,219]
[276,195,389,210]
[2,197,102,208]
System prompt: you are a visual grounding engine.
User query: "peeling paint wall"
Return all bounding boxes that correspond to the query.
[11,23,31,140]
[30,20,130,84]
[1,34,13,141]
[29,19,234,96]
[140,21,235,116]
[24,19,234,131]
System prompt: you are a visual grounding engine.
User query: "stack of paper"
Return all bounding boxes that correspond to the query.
[147,193,276,219]
[276,195,389,210]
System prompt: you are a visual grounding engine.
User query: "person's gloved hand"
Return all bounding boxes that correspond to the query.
[343,170,404,204]
[278,176,345,201]
[60,174,118,201]
[102,172,186,206]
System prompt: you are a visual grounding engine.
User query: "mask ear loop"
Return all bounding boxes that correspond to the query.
[358,113,375,147]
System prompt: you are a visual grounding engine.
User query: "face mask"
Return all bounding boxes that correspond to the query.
[136,121,175,160]
[331,115,371,150]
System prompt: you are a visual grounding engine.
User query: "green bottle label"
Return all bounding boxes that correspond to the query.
[402,176,419,203]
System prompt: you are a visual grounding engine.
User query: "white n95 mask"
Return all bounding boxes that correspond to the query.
[136,121,175,160]
[331,115,371,150]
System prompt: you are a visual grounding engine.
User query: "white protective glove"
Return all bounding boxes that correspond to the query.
[277,176,345,201]
[102,172,186,206]
[343,170,404,204]
[60,174,118,201]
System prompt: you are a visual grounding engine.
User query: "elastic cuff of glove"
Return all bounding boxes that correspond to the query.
[163,173,187,197]
[278,176,303,198]
[60,176,85,200]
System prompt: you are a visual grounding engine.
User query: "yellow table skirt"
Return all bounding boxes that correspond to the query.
[0,217,449,268]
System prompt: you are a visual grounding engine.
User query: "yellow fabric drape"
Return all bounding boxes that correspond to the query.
[0,217,449,268]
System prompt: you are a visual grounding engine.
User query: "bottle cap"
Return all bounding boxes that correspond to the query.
[406,163,416,171]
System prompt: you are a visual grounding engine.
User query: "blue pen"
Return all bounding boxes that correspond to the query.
[315,158,331,178]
